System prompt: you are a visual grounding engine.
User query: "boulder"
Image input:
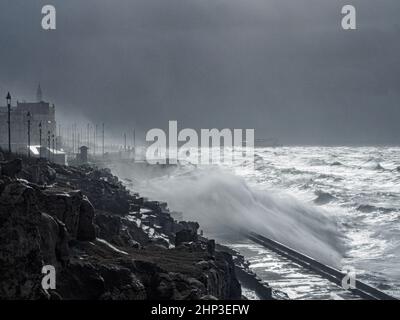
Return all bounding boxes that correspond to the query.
[143,200,162,213]
[36,189,97,242]
[1,158,22,177]
[133,197,144,206]
[0,181,46,299]
[77,197,96,241]
[39,212,70,266]
[38,190,83,238]
[155,273,175,299]
[95,212,150,247]
[207,239,216,256]
[175,229,198,246]
[22,164,56,184]
[179,221,200,234]
[57,261,106,299]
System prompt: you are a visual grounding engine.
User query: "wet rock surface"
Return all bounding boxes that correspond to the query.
[0,153,243,300]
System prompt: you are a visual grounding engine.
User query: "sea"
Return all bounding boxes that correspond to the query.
[110,146,400,299]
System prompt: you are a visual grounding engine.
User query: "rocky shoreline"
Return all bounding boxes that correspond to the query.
[0,152,275,300]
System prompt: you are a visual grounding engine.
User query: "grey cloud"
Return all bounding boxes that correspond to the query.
[0,0,399,144]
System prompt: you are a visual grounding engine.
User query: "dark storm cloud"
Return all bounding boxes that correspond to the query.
[0,0,399,144]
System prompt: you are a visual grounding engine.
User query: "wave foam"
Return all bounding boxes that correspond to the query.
[128,167,346,267]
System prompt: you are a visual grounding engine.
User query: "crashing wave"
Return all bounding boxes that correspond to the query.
[130,167,346,267]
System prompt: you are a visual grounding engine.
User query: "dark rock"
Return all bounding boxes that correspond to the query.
[129,204,141,213]
[98,264,147,300]
[38,190,84,239]
[210,252,242,300]
[207,239,216,256]
[196,260,211,270]
[95,212,150,247]
[133,197,144,206]
[39,212,70,266]
[0,181,46,299]
[155,273,175,299]
[144,200,162,213]
[78,178,131,215]
[1,158,22,177]
[95,213,121,240]
[133,260,164,276]
[77,197,96,241]
[148,237,170,248]
[0,159,243,301]
[20,164,56,184]
[175,229,198,246]
[58,261,107,299]
[179,221,200,233]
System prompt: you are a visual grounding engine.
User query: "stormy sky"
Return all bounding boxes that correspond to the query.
[0,0,399,145]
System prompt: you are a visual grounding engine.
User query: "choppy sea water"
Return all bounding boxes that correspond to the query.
[112,146,400,299]
[238,147,400,298]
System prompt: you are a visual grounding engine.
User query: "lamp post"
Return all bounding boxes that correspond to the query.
[72,124,75,153]
[87,123,90,149]
[94,124,97,156]
[39,122,42,158]
[6,92,11,153]
[102,123,105,158]
[52,134,55,155]
[27,111,31,158]
[47,130,51,160]
[133,128,136,161]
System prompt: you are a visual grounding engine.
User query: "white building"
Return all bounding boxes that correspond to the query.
[29,145,67,165]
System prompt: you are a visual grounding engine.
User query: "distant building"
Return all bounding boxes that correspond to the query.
[29,145,67,165]
[0,85,56,152]
[77,146,89,164]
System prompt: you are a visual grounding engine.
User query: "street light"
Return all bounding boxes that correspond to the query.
[47,130,51,160]
[94,124,97,156]
[102,123,105,158]
[27,111,31,158]
[39,122,42,158]
[133,128,136,161]
[6,92,11,153]
[52,134,55,161]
